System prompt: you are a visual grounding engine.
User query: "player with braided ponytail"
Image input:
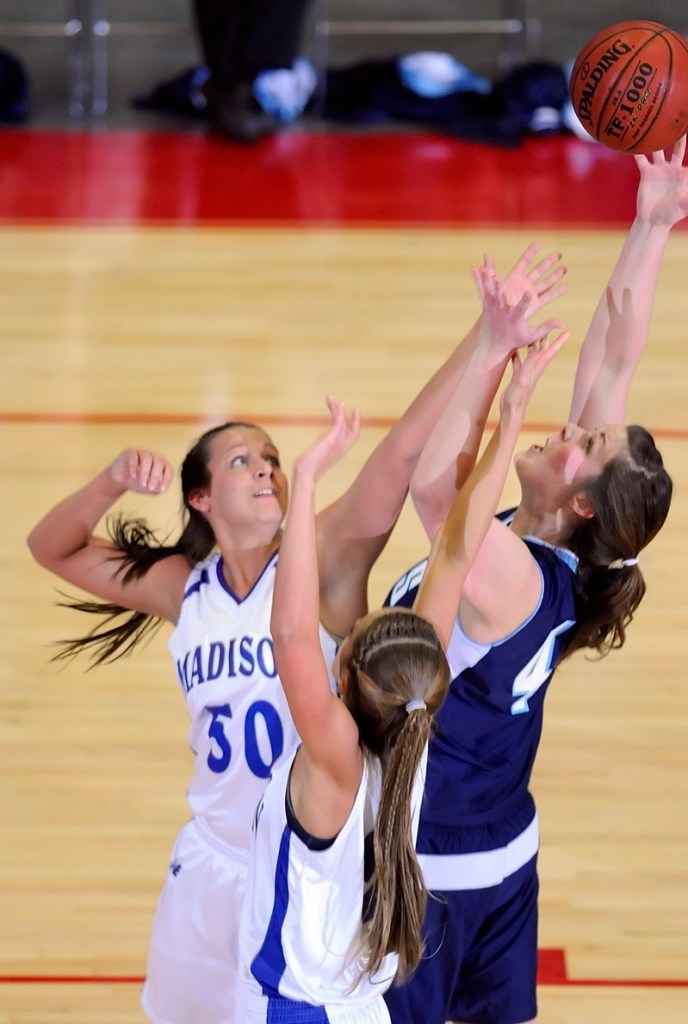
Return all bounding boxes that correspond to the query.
[342,611,447,981]
[238,306,566,1024]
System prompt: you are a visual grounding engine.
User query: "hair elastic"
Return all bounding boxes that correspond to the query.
[608,557,639,570]
[405,698,426,714]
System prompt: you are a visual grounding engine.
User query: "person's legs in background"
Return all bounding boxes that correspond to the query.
[191,0,313,142]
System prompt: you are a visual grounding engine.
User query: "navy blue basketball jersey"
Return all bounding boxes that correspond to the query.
[385,534,577,834]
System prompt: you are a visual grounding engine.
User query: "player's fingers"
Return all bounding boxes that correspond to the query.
[510,241,541,276]
[159,462,175,492]
[536,263,567,289]
[135,450,156,488]
[145,455,170,493]
[537,281,567,306]
[534,317,565,339]
[348,407,362,438]
[531,251,563,284]
[546,329,571,356]
[672,133,687,162]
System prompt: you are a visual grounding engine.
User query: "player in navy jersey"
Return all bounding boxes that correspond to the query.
[383,138,688,1024]
[238,319,567,1024]
[24,241,564,1024]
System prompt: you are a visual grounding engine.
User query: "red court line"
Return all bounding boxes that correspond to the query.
[2,410,687,441]
[1,950,687,987]
[0,976,144,984]
[0,129,664,227]
[0,410,395,429]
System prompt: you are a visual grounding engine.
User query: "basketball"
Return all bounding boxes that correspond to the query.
[569,20,688,154]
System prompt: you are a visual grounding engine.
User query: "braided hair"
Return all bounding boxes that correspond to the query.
[343,609,450,981]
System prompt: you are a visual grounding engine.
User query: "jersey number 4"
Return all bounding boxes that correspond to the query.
[511,620,574,715]
[206,702,285,778]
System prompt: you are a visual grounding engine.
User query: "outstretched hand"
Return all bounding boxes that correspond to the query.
[499,241,567,317]
[473,262,567,360]
[500,329,570,420]
[108,448,175,494]
[635,133,688,227]
[293,396,361,484]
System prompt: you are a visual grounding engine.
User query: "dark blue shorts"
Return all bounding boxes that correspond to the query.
[384,854,539,1024]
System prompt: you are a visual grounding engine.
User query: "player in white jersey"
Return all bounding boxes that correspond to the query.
[240,752,425,1024]
[168,551,338,850]
[237,346,567,1024]
[26,244,565,1024]
[144,551,337,1022]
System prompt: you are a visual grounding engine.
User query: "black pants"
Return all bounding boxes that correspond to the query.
[192,0,312,94]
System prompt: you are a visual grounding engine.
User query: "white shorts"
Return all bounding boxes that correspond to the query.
[141,818,248,1024]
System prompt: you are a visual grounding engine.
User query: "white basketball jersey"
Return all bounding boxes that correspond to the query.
[239,744,427,1013]
[168,552,338,852]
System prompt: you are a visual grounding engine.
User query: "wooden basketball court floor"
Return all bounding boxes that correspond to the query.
[0,129,686,1022]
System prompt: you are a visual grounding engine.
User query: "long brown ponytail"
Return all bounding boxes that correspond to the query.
[562,425,672,660]
[344,610,449,980]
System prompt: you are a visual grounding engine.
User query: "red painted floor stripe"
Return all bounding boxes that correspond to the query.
[0,410,396,429]
[0,129,670,227]
[0,976,145,984]
[1,950,687,986]
[2,410,686,441]
[538,947,568,983]
[562,979,688,988]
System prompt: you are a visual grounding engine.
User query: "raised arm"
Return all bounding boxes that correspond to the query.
[316,245,566,635]
[26,448,185,622]
[416,300,570,648]
[568,134,688,428]
[410,253,566,541]
[270,398,361,772]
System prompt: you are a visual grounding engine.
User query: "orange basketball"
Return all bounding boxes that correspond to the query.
[569,20,688,154]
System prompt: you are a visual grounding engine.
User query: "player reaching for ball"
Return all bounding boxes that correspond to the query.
[237,311,566,1024]
[383,137,688,1024]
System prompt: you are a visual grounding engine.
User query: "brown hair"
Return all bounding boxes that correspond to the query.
[562,425,672,660]
[343,609,450,981]
[52,422,261,667]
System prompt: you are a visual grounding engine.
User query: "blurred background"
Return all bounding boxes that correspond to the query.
[0,1,687,130]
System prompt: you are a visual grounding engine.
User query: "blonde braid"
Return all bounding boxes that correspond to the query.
[347,609,450,980]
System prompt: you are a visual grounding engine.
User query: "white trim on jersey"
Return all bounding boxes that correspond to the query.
[417,813,539,891]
